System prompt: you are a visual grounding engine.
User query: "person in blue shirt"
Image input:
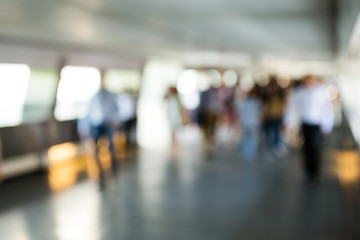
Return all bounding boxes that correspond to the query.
[86,70,120,189]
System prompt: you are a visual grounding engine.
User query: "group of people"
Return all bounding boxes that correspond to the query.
[84,71,335,189]
[165,74,335,184]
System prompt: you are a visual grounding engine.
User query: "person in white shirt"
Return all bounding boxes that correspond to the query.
[284,75,334,183]
[87,71,120,189]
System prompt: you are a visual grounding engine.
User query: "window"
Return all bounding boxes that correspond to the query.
[0,64,30,127]
[23,69,58,123]
[104,69,141,94]
[177,69,200,110]
[55,66,100,121]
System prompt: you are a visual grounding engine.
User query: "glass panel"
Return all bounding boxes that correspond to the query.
[104,69,141,94]
[55,66,100,121]
[23,69,58,123]
[0,64,30,127]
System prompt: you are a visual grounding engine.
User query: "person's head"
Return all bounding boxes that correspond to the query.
[304,75,317,87]
[167,86,177,95]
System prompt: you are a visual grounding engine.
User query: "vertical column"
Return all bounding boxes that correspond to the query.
[46,56,66,147]
[137,59,183,149]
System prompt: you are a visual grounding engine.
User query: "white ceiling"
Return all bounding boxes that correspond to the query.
[0,0,344,65]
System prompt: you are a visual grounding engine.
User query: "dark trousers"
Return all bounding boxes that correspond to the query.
[123,117,137,146]
[301,123,322,181]
[90,124,117,185]
[198,111,218,142]
[264,118,282,149]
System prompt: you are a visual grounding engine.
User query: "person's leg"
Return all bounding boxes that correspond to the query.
[203,112,212,150]
[264,119,272,149]
[273,119,282,148]
[208,113,217,147]
[90,126,106,189]
[242,130,256,160]
[170,129,179,159]
[309,126,322,180]
[106,127,117,176]
[302,124,321,182]
[242,131,250,159]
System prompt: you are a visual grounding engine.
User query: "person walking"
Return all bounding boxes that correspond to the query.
[87,70,120,189]
[284,75,334,183]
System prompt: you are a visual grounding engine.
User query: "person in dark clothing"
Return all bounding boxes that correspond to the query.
[198,86,220,154]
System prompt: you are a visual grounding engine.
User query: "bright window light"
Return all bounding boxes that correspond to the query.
[206,69,222,87]
[223,70,238,88]
[197,72,211,91]
[55,66,100,121]
[240,72,255,92]
[177,69,200,110]
[181,93,200,110]
[104,69,141,93]
[137,60,183,149]
[23,69,58,123]
[177,70,198,95]
[0,64,30,127]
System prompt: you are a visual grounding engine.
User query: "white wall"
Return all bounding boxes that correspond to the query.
[337,0,360,56]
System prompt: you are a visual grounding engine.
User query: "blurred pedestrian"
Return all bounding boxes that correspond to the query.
[165,86,185,157]
[284,75,334,183]
[263,77,286,156]
[235,86,262,160]
[198,84,220,155]
[87,70,120,189]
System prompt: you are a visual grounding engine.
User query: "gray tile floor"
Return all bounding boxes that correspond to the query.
[0,143,359,240]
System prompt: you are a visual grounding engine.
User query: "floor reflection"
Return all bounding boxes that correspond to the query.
[1,143,360,239]
[336,151,360,239]
[336,151,360,186]
[47,133,127,191]
[51,183,101,240]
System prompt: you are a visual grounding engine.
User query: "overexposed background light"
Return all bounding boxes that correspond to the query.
[137,59,183,149]
[256,73,270,87]
[57,66,100,102]
[239,72,255,92]
[23,69,58,123]
[177,69,200,110]
[55,66,100,121]
[177,70,198,95]
[206,69,222,87]
[197,72,211,91]
[181,93,200,110]
[223,70,238,88]
[0,64,30,127]
[104,69,141,93]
